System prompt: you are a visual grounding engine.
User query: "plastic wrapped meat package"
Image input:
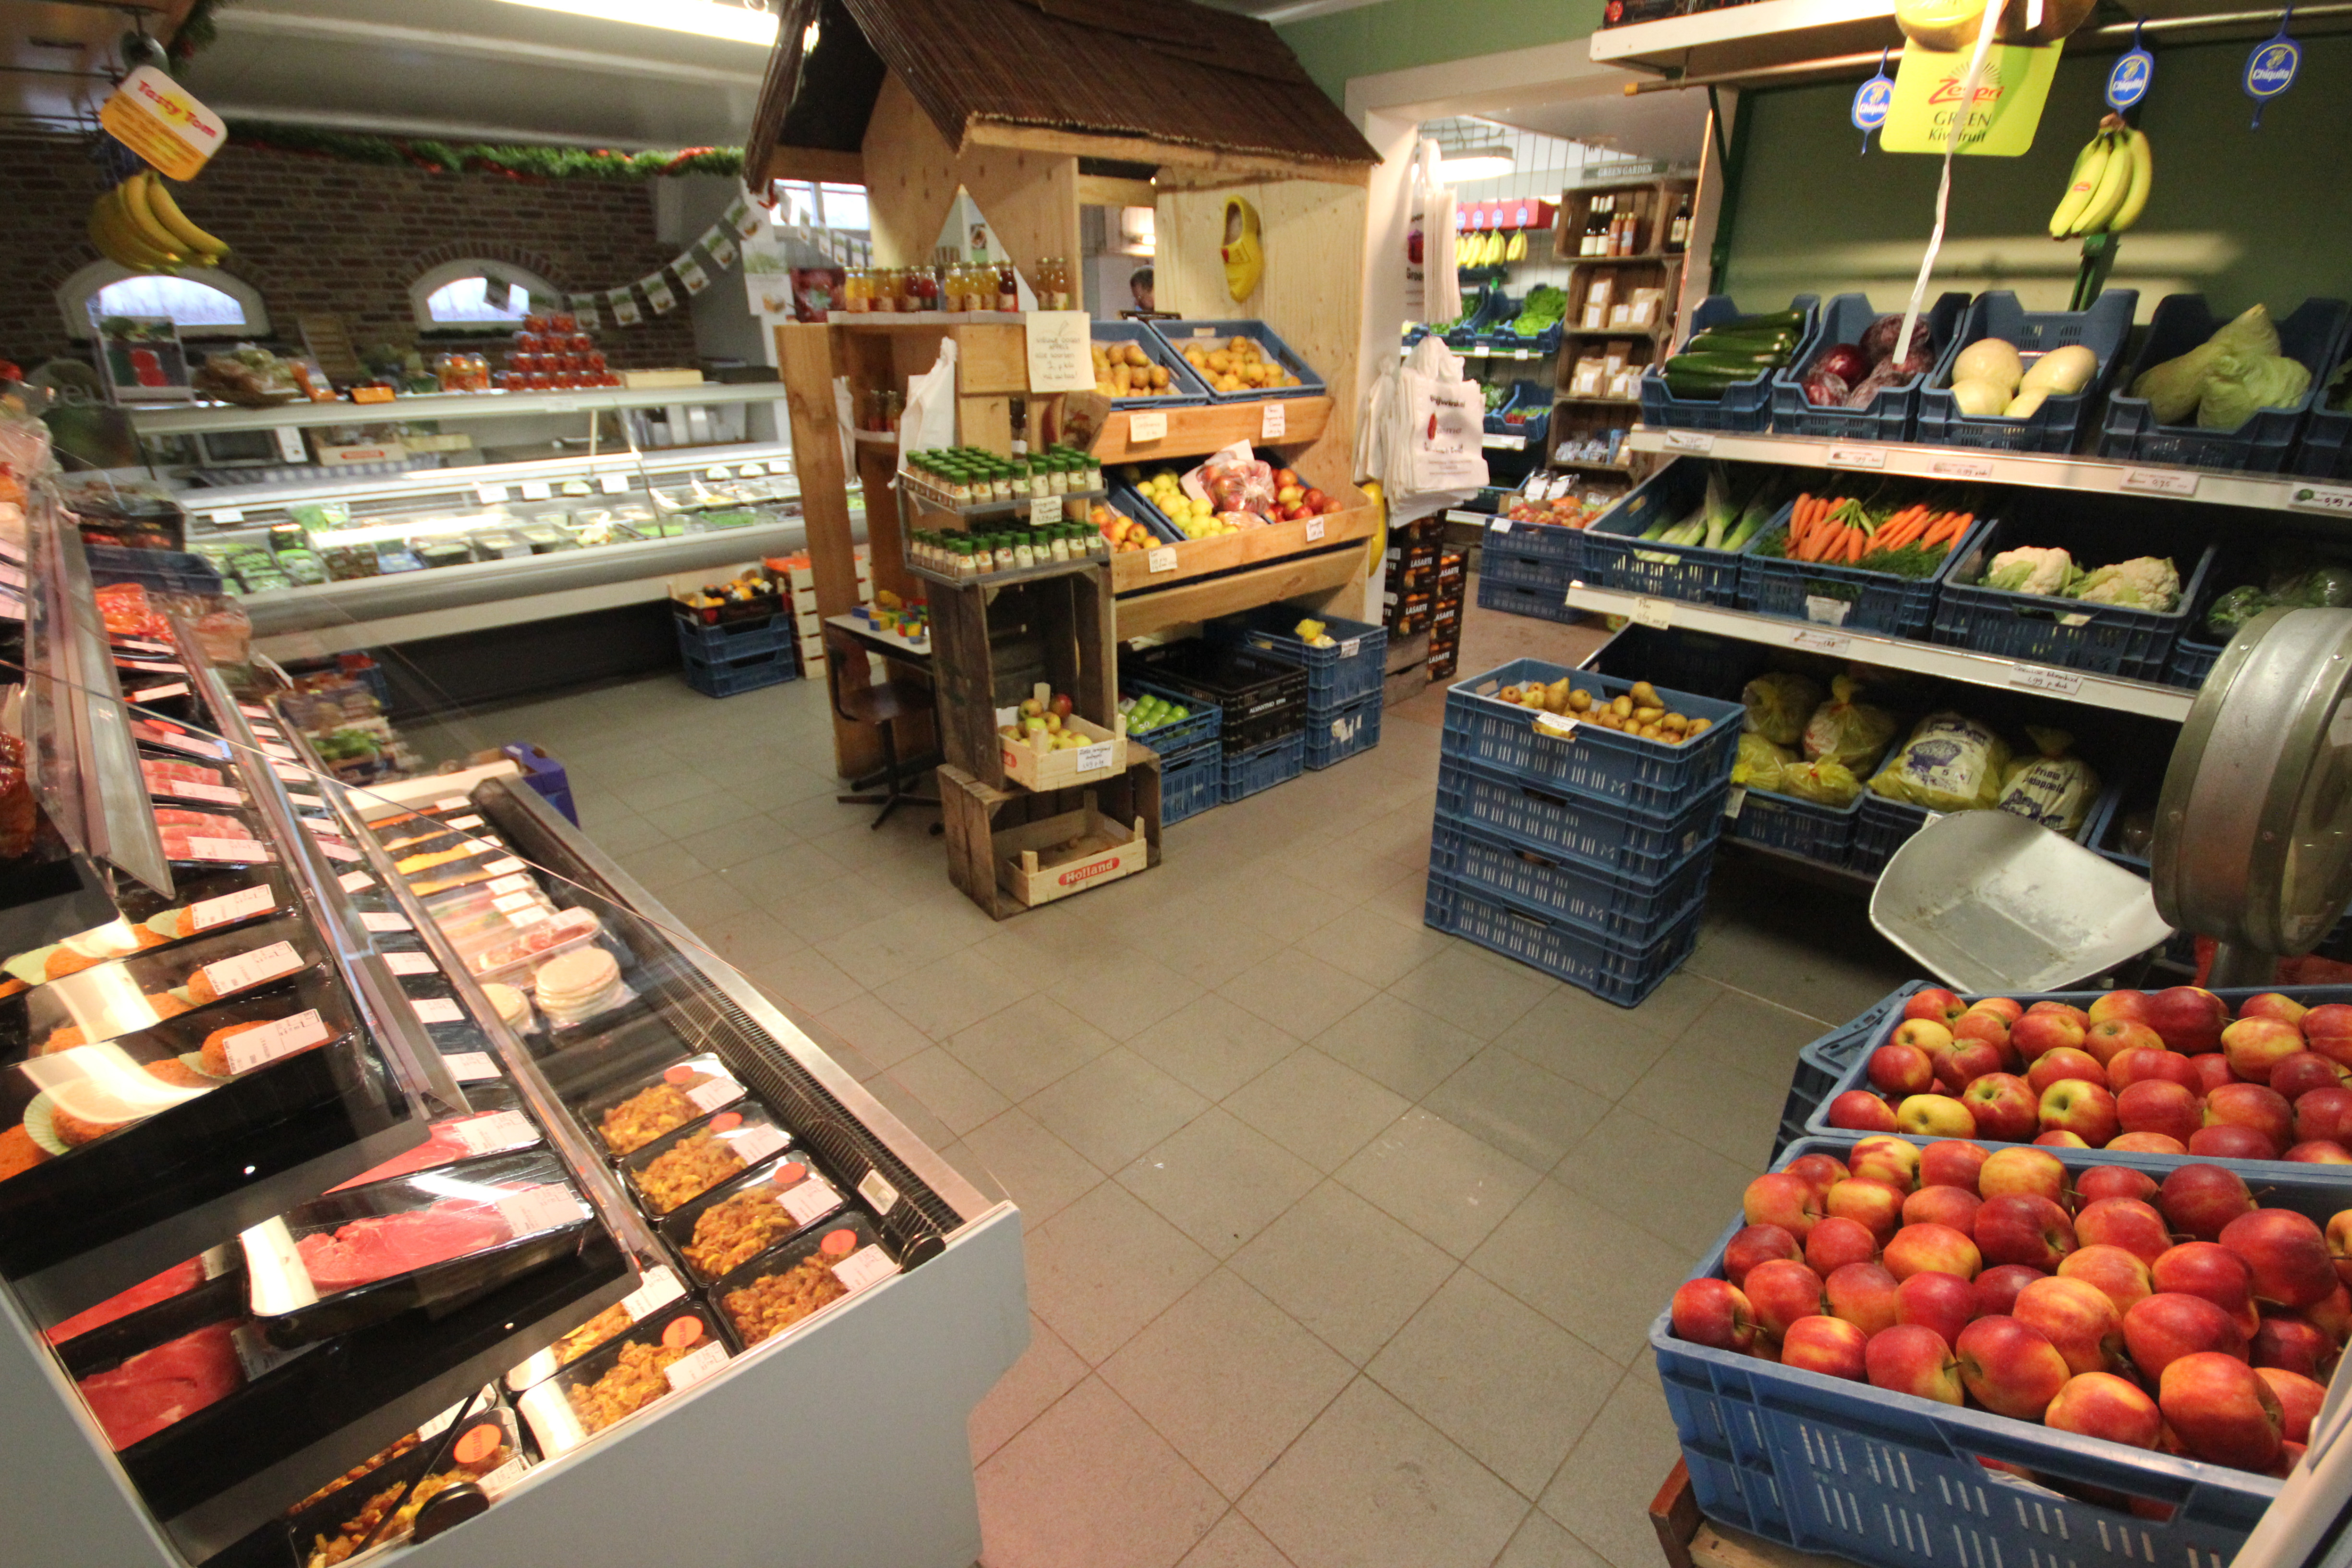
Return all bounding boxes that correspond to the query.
[6,913,325,1064]
[469,908,603,989]
[665,1152,845,1286]
[517,1298,730,1457]
[153,804,275,867]
[710,1209,897,1349]
[621,1102,793,1216]
[578,1055,745,1160]
[327,1085,541,1191]
[75,1320,245,1451]
[288,1395,524,1568]
[505,1264,690,1392]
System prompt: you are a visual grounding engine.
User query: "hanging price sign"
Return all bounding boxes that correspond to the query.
[1853,50,1895,152]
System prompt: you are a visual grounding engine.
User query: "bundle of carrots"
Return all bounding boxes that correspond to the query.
[1784,493,1974,566]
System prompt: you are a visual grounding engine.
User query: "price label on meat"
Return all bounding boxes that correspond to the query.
[1827,445,1888,470]
[338,871,374,893]
[191,885,276,931]
[443,1051,500,1083]
[1147,547,1177,574]
[1075,741,1115,774]
[434,798,468,812]
[117,638,171,655]
[727,1124,788,1168]
[411,996,465,1024]
[461,838,498,855]
[359,912,410,932]
[2122,466,2198,497]
[271,761,308,783]
[779,1175,839,1225]
[485,856,526,875]
[164,779,241,805]
[2010,664,2084,696]
[316,840,361,863]
[199,943,303,1001]
[507,906,550,929]
[487,874,533,895]
[145,730,221,759]
[496,1184,588,1236]
[1664,431,1714,453]
[237,704,269,719]
[1127,410,1167,443]
[121,659,183,674]
[454,1111,537,1157]
[259,742,298,762]
[446,814,484,830]
[2290,484,2352,517]
[224,1009,330,1073]
[662,1340,729,1393]
[384,951,438,976]
[621,1267,687,1322]
[831,1246,899,1293]
[133,682,190,703]
[685,1077,742,1114]
[185,836,271,864]
[287,792,326,810]
[492,891,538,914]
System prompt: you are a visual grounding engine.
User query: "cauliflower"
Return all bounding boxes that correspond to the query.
[1985,546,2076,597]
[2070,556,2182,611]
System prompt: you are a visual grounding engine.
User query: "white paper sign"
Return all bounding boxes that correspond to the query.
[132,682,191,703]
[497,1184,588,1235]
[485,856,526,875]
[121,659,183,674]
[1031,494,1063,525]
[191,885,275,931]
[1723,786,1747,820]
[731,1124,789,1167]
[271,762,308,783]
[2011,664,2085,695]
[1074,741,1114,773]
[184,837,271,863]
[1664,430,1714,453]
[621,1266,686,1321]
[1827,445,1887,470]
[434,797,468,812]
[114,638,173,655]
[385,951,439,976]
[338,871,374,893]
[1305,517,1327,541]
[412,996,465,1024]
[487,874,533,896]
[1261,401,1287,441]
[1931,457,1995,480]
[201,941,302,997]
[662,1340,728,1392]
[1793,629,1852,655]
[1146,547,1177,574]
[492,891,538,914]
[831,1246,898,1292]
[1024,310,1093,392]
[1630,597,1672,630]
[454,1110,536,1156]
[475,485,510,505]
[317,840,361,863]
[519,481,554,502]
[1803,595,1853,627]
[1128,409,1167,443]
[444,1051,501,1083]
[779,1175,838,1226]
[145,731,223,759]
[160,779,240,805]
[224,1009,330,1073]
[599,472,630,494]
[2122,466,2198,498]
[507,906,551,929]
[685,1077,741,1114]
[288,793,326,810]
[2290,484,2352,517]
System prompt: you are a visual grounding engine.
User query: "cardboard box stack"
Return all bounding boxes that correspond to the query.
[1429,545,1466,683]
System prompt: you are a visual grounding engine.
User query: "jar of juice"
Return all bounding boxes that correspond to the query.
[844,266,871,313]
[525,370,553,390]
[524,313,551,336]
[996,260,1018,312]
[867,268,895,313]
[511,330,544,353]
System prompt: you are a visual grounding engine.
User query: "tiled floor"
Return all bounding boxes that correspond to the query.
[410,584,1919,1568]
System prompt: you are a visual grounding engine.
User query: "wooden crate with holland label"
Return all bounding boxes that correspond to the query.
[998,703,1128,791]
[995,793,1151,909]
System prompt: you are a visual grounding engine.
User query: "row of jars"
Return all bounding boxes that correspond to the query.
[904,444,1100,504]
[912,524,1108,578]
[838,258,1075,314]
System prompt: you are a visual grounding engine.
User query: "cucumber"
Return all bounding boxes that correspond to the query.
[1664,373,1742,400]
[1686,330,1795,354]
[1668,352,1781,374]
[1720,310,1807,332]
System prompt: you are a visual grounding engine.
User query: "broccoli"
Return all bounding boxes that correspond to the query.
[2070,556,2182,611]
[1985,546,2076,597]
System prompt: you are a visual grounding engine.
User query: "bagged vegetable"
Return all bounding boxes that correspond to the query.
[1870,712,2012,813]
[1995,727,2100,835]
[1779,758,1864,806]
[1741,671,1824,747]
[1801,676,1898,770]
[1734,733,1795,792]
[2198,353,2311,431]
[2206,584,2273,638]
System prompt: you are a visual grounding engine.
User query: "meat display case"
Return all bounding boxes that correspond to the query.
[0,525,1024,1568]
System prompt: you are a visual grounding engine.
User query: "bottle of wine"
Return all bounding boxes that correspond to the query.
[1666,191,1694,254]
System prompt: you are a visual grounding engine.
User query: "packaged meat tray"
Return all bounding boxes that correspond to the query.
[285,1395,523,1568]
[621,1104,793,1217]
[505,1263,689,1392]
[131,718,229,762]
[360,795,482,835]
[327,1089,541,1192]
[1,913,329,1064]
[140,757,245,809]
[393,833,509,879]
[576,1054,746,1161]
[710,1211,896,1349]
[516,1297,731,1458]
[45,1245,246,1380]
[153,803,275,867]
[75,1319,246,1451]
[241,1151,599,1346]
[663,1153,844,1286]
[405,849,532,901]
[470,908,604,989]
[0,869,295,998]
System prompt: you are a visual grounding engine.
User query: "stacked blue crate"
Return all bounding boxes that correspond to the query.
[1123,676,1224,826]
[1474,515,1580,622]
[1209,608,1386,771]
[1427,662,1742,1006]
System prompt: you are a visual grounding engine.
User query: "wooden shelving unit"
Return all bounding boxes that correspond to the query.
[1545,174,1698,498]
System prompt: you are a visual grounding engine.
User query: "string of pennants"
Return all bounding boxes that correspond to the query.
[563,193,765,329]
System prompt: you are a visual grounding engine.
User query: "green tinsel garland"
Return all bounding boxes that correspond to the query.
[225,121,747,183]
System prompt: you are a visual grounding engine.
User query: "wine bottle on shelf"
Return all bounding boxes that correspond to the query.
[1666,191,1693,254]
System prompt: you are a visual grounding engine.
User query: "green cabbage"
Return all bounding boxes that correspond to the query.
[2199,353,2313,431]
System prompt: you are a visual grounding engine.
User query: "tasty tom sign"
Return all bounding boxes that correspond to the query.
[100,67,225,182]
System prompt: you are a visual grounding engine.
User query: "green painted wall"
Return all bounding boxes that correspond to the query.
[1721,36,2352,321]
[1280,0,1607,105]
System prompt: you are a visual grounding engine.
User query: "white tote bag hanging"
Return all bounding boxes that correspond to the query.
[1416,139,1462,331]
[899,336,960,453]
[1357,334,1486,519]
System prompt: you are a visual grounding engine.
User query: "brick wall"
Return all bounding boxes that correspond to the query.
[0,135,702,369]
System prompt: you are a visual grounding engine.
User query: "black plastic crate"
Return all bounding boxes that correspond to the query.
[1476,576,1578,624]
[1210,607,1387,717]
[2098,294,2350,473]
[1131,641,1309,756]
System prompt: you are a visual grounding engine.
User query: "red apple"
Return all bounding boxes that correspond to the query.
[2110,1047,2201,1094]
[1784,1153,1850,1198]
[1956,1315,2072,1419]
[2037,1131,2092,1149]
[2160,1352,2282,1470]
[2268,1052,2351,1102]
[1919,1140,1991,1193]
[1891,1018,1956,1057]
[2118,1080,2206,1146]
[2193,1054,2241,1094]
[2303,1005,2352,1065]
[1974,1264,2047,1318]
[1849,1137,1921,1192]
[2328,1211,2352,1290]
[2257,1366,2328,1443]
[1826,1179,1908,1244]
[2013,1011,2088,1064]
[2153,1242,2262,1337]
[2110,1132,2192,1155]
[1979,1147,2067,1206]
[2089,990,2156,1027]
[2125,1292,2250,1378]
[1828,1091,1899,1133]
[1898,1094,1977,1140]
[2159,1166,2256,1241]
[2014,1275,2125,1375]
[2084,1019,2166,1068]
[2205,1082,2295,1153]
[1867,1323,1964,1405]
[1897,1270,1978,1346]
[1953,1009,2016,1067]
[2029,1000,2093,1025]
[2242,993,2311,1027]
[2192,1124,2281,1161]
[2041,1080,2121,1145]
[1869,1043,1936,1097]
[1904,1186,1982,1236]
[1935,1041,2006,1094]
[2307,1280,2352,1342]
[1723,1223,1804,1286]
[2224,1017,2308,1085]
[1672,1278,1758,1351]
[1971,997,2025,1025]
[2286,1141,2352,1164]
[1977,1194,2079,1271]
[2150,988,2231,1054]
[2027,1047,2107,1096]
[1781,1314,1869,1380]
[1743,1259,1827,1340]
[2221,1210,2338,1308]
[2251,1312,2336,1379]
[2274,1441,2307,1478]
[2078,1166,2160,1204]
[2046,1371,2162,1448]
[1825,1261,1903,1336]
[1904,988,1968,1025]
[2060,1245,2156,1316]
[2299,1088,2352,1145]
[1744,1172,1825,1240]
[2076,1197,2172,1266]
[1961,1075,2039,1142]
[1884,1222,1983,1281]
[1805,1216,1881,1275]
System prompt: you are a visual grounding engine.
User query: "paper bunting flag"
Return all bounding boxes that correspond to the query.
[568,294,602,330]
[674,255,711,296]
[702,228,739,271]
[609,288,642,327]
[726,194,763,241]
[642,273,678,314]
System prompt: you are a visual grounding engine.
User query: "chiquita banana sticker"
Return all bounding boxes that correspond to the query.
[1222,196,1263,304]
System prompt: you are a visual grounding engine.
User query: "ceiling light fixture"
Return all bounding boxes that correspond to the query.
[490,0,779,46]
[1438,150,1515,182]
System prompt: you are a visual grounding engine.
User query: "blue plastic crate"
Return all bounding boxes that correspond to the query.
[1736,505,1993,639]
[1430,815,1712,941]
[1435,755,1726,881]
[1475,536,1574,592]
[1768,291,1972,442]
[1476,575,1578,624]
[501,743,578,825]
[2098,294,2350,473]
[1727,785,1864,869]
[1304,693,1382,769]
[1657,1136,2320,1568]
[2290,311,2352,477]
[1089,319,1213,408]
[84,544,224,597]
[1212,607,1387,716]
[674,609,793,661]
[1586,623,1759,702]
[1222,730,1306,802]
[681,645,797,697]
[1846,793,1928,878]
[1145,318,1324,401]
[1577,458,1754,608]
[1122,675,1220,759]
[2170,632,2225,688]
[1915,289,2138,454]
[1443,661,1745,821]
[1488,514,1582,568]
[1425,869,1702,1007]
[1929,512,2217,681]
[1771,985,1926,1160]
[1104,484,1188,546]
[1161,747,1224,826]
[1638,294,1821,434]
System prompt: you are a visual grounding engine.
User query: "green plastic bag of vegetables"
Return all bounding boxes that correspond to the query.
[1741,671,1824,748]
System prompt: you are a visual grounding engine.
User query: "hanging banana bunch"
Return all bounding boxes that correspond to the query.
[2047,113,2154,241]
[86,168,229,273]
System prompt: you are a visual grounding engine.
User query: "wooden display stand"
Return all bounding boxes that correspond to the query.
[939,752,1164,920]
[1649,1460,1855,1568]
[926,563,1118,791]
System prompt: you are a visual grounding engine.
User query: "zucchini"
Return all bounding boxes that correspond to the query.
[1664,373,1740,400]
[1720,310,1807,332]
[1668,352,1781,374]
[1686,331,1794,354]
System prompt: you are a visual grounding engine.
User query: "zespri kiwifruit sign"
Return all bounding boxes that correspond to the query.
[1881,43,2061,156]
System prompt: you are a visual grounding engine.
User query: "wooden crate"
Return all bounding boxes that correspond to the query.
[996,794,1150,908]
[999,712,1128,791]
[929,569,1118,790]
[939,753,1162,920]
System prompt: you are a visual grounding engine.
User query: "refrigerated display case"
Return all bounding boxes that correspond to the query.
[0,487,1023,1568]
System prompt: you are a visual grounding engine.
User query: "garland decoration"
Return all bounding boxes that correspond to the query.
[169,0,241,64]
[224,122,746,182]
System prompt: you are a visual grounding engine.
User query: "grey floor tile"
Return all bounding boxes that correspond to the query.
[957,1107,1105,1227]
[1128,995,1303,1103]
[1177,1512,1297,1568]
[1616,1042,1792,1174]
[1238,1379,1527,1568]
[1118,1109,1320,1260]
[1490,989,1687,1101]
[1467,1180,1693,1366]
[1368,1271,1620,1497]
[1495,1510,1613,1568]
[640,787,768,840]
[731,942,863,1016]
[1100,1270,1353,1501]
[1550,1107,1758,1259]
[885,1047,1011,1138]
[969,1314,1088,1464]
[715,838,853,906]
[1386,946,1554,1040]
[585,811,671,856]
[1422,1047,1610,1172]
[1334,1109,1540,1259]
[1025,1184,1218,1366]
[813,991,935,1071]
[1310,993,1485,1102]
[611,842,711,894]
[977,1376,1225,1568]
[1218,952,1378,1043]
[950,997,1116,1102]
[1027,1049,1212,1174]
[1360,866,1432,929]
[876,948,1040,1041]
[667,898,806,974]
[610,769,723,814]
[1224,1050,1410,1175]
[1228,1183,1455,1367]
[1292,912,1454,990]
[1049,955,1204,1043]
[1535,1353,1686,1568]
[819,901,992,993]
[643,873,754,935]
[1673,987,1834,1088]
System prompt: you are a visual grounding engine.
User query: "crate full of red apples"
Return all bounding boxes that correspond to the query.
[1656,1135,2341,1568]
[1803,984,2352,1165]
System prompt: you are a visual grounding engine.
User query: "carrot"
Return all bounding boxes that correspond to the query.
[1924,511,1972,547]
[1845,525,1868,563]
[1878,511,1928,551]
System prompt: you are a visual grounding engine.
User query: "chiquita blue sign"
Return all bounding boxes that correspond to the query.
[2106,47,2153,111]
[2244,22,2301,126]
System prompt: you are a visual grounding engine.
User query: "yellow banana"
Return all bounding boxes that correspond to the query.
[114,175,188,263]
[140,171,226,262]
[2047,133,2110,240]
[2070,130,2135,237]
[90,192,174,270]
[2108,129,2153,234]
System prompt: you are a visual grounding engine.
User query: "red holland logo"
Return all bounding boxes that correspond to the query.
[1057,855,1119,887]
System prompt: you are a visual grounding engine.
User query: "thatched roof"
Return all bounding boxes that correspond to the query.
[750,0,1380,181]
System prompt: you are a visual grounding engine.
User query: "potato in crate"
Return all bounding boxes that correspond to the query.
[1443,660,1744,821]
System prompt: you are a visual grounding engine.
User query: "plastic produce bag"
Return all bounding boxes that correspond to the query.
[1800,676,1898,770]
[1870,712,2012,813]
[1185,440,1275,517]
[1734,733,1795,792]
[1741,671,1824,748]
[1778,757,1864,806]
[1995,726,2100,835]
